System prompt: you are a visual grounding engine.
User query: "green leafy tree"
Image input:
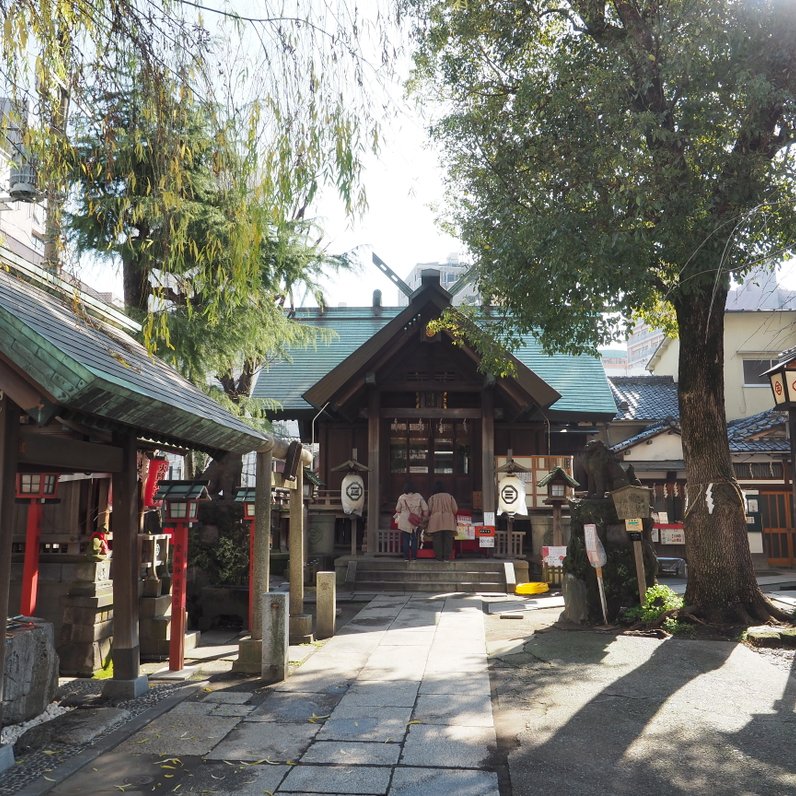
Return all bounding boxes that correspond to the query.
[407,0,796,623]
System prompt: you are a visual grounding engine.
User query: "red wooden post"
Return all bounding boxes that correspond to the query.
[20,501,42,616]
[169,522,188,671]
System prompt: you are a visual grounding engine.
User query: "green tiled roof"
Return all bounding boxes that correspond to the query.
[254,305,616,418]
[0,271,266,456]
[254,307,400,411]
[511,339,617,415]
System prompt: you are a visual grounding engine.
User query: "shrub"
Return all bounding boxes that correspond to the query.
[622,583,684,624]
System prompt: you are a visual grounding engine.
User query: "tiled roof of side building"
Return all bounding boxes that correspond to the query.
[611,418,681,452]
[609,376,680,421]
[727,409,790,453]
[254,306,617,416]
[0,270,266,455]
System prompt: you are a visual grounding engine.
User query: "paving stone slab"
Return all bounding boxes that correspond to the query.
[272,671,356,694]
[317,714,411,743]
[424,656,487,676]
[201,691,253,704]
[329,705,412,723]
[291,653,370,674]
[430,634,485,652]
[248,691,342,722]
[277,763,392,794]
[335,681,420,708]
[112,712,242,757]
[162,759,291,796]
[419,671,492,695]
[300,740,402,765]
[388,766,500,796]
[413,692,493,726]
[378,630,436,646]
[400,723,497,768]
[357,661,428,681]
[165,700,252,717]
[206,720,320,762]
[33,750,163,794]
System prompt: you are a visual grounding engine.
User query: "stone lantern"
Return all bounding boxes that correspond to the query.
[538,467,579,546]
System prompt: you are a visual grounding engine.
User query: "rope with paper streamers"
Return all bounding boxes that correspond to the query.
[684,478,745,519]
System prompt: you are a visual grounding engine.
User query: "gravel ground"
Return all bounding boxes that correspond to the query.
[750,645,796,673]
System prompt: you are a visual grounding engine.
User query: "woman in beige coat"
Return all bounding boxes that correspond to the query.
[395,481,428,560]
[426,481,458,561]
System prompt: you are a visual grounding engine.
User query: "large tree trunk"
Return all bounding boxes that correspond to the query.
[675,284,787,624]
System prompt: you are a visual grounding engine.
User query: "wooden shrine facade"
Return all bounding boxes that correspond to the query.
[257,270,618,553]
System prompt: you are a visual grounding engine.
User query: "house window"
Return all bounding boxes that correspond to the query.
[742,358,776,386]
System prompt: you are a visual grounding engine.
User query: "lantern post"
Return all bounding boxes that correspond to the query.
[154,480,210,673]
[16,472,60,616]
[233,487,257,631]
[538,466,580,546]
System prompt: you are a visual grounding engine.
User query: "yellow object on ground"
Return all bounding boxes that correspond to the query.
[515,582,550,595]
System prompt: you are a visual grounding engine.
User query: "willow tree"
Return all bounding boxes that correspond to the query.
[407,0,796,622]
[1,0,393,317]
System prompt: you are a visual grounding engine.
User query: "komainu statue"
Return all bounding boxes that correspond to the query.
[574,439,629,498]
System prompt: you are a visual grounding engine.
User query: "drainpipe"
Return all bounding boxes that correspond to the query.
[311,402,330,466]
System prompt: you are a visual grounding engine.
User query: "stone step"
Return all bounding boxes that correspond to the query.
[356,571,504,583]
[355,562,507,571]
[353,579,507,594]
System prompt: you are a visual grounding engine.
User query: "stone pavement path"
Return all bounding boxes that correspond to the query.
[45,594,500,795]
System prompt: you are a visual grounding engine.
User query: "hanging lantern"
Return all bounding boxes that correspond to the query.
[498,474,528,517]
[341,473,365,517]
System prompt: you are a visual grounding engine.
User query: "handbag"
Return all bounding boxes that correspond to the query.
[408,511,423,527]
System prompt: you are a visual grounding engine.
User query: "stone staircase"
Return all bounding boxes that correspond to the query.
[339,556,529,594]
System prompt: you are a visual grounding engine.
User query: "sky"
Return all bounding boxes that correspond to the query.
[309,111,462,308]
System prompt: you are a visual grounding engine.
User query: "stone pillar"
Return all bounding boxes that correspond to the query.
[251,448,273,640]
[315,571,336,639]
[235,448,274,674]
[289,467,312,643]
[261,592,289,683]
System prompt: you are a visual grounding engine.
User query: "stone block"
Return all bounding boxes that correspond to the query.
[61,604,113,626]
[316,571,337,639]
[60,617,113,644]
[139,595,172,618]
[60,592,114,610]
[58,637,112,677]
[232,636,262,674]
[2,620,59,725]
